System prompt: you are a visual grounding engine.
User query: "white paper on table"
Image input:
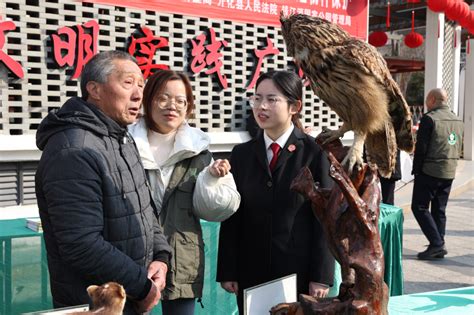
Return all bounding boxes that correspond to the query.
[244,273,297,315]
[22,305,89,314]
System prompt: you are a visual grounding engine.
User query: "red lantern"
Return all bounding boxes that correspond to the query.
[404,11,424,48]
[456,2,471,23]
[460,11,474,29]
[446,0,469,21]
[443,0,458,19]
[427,0,454,13]
[369,31,388,47]
[405,32,424,48]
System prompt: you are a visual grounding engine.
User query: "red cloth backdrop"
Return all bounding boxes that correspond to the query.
[82,0,369,40]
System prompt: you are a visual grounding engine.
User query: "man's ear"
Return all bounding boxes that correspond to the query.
[86,81,101,102]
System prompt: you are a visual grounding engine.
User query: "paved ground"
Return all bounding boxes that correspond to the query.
[394,159,474,294]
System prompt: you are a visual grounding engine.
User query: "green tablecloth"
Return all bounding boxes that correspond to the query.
[2,203,403,314]
[379,203,404,296]
[0,219,50,315]
[388,286,474,314]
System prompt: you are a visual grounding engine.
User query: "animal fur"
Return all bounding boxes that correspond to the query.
[70,282,126,315]
[280,13,414,177]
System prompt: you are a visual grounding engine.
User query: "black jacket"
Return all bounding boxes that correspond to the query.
[35,97,171,313]
[217,128,335,295]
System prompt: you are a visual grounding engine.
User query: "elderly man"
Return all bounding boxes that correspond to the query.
[35,51,171,313]
[411,88,464,260]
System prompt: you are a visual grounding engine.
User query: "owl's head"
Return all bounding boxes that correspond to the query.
[280,13,351,63]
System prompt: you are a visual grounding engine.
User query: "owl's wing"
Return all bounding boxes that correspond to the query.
[332,39,392,86]
[327,39,414,152]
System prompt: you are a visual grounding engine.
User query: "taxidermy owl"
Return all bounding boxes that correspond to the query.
[280,13,414,177]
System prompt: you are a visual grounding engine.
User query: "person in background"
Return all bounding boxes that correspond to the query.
[128,69,240,315]
[411,88,464,260]
[380,150,401,205]
[35,51,171,314]
[216,70,334,314]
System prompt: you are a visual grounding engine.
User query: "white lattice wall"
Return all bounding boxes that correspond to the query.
[442,20,456,109]
[0,0,342,135]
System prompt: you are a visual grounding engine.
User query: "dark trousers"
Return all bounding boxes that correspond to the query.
[380,177,396,205]
[161,298,195,315]
[411,173,453,247]
[237,290,243,315]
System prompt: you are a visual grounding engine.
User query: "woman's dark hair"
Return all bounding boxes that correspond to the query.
[142,70,195,133]
[255,70,304,130]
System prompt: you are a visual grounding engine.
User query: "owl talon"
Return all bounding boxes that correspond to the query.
[342,148,364,176]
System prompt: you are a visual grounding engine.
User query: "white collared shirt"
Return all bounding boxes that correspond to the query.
[263,124,295,165]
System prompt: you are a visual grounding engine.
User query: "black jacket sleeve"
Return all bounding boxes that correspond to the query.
[412,115,434,175]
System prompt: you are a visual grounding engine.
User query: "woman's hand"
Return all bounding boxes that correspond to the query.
[221,281,239,295]
[209,159,231,177]
[309,282,329,298]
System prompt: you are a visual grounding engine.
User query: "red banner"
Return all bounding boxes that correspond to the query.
[82,0,369,39]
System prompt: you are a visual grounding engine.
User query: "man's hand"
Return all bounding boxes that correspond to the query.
[148,261,168,291]
[309,282,329,298]
[209,159,231,177]
[221,281,239,295]
[135,281,161,313]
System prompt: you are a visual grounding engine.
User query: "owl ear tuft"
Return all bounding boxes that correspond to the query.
[280,11,287,23]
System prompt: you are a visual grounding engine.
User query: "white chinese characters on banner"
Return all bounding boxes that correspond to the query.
[89,0,368,38]
[214,0,353,26]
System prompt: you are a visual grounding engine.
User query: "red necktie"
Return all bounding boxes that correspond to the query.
[269,143,281,172]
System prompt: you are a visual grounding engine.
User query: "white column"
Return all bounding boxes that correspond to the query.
[452,25,461,115]
[424,10,445,101]
[463,38,474,161]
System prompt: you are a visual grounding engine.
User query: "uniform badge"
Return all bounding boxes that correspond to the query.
[448,132,457,145]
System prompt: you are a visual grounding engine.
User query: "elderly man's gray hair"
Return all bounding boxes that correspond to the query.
[80,51,138,100]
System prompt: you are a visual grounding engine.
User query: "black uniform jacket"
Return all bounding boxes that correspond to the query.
[217,127,335,294]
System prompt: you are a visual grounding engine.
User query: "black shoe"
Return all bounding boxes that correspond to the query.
[422,244,448,258]
[435,246,448,258]
[417,244,448,260]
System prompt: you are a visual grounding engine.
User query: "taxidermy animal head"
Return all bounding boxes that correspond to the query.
[71,282,126,315]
